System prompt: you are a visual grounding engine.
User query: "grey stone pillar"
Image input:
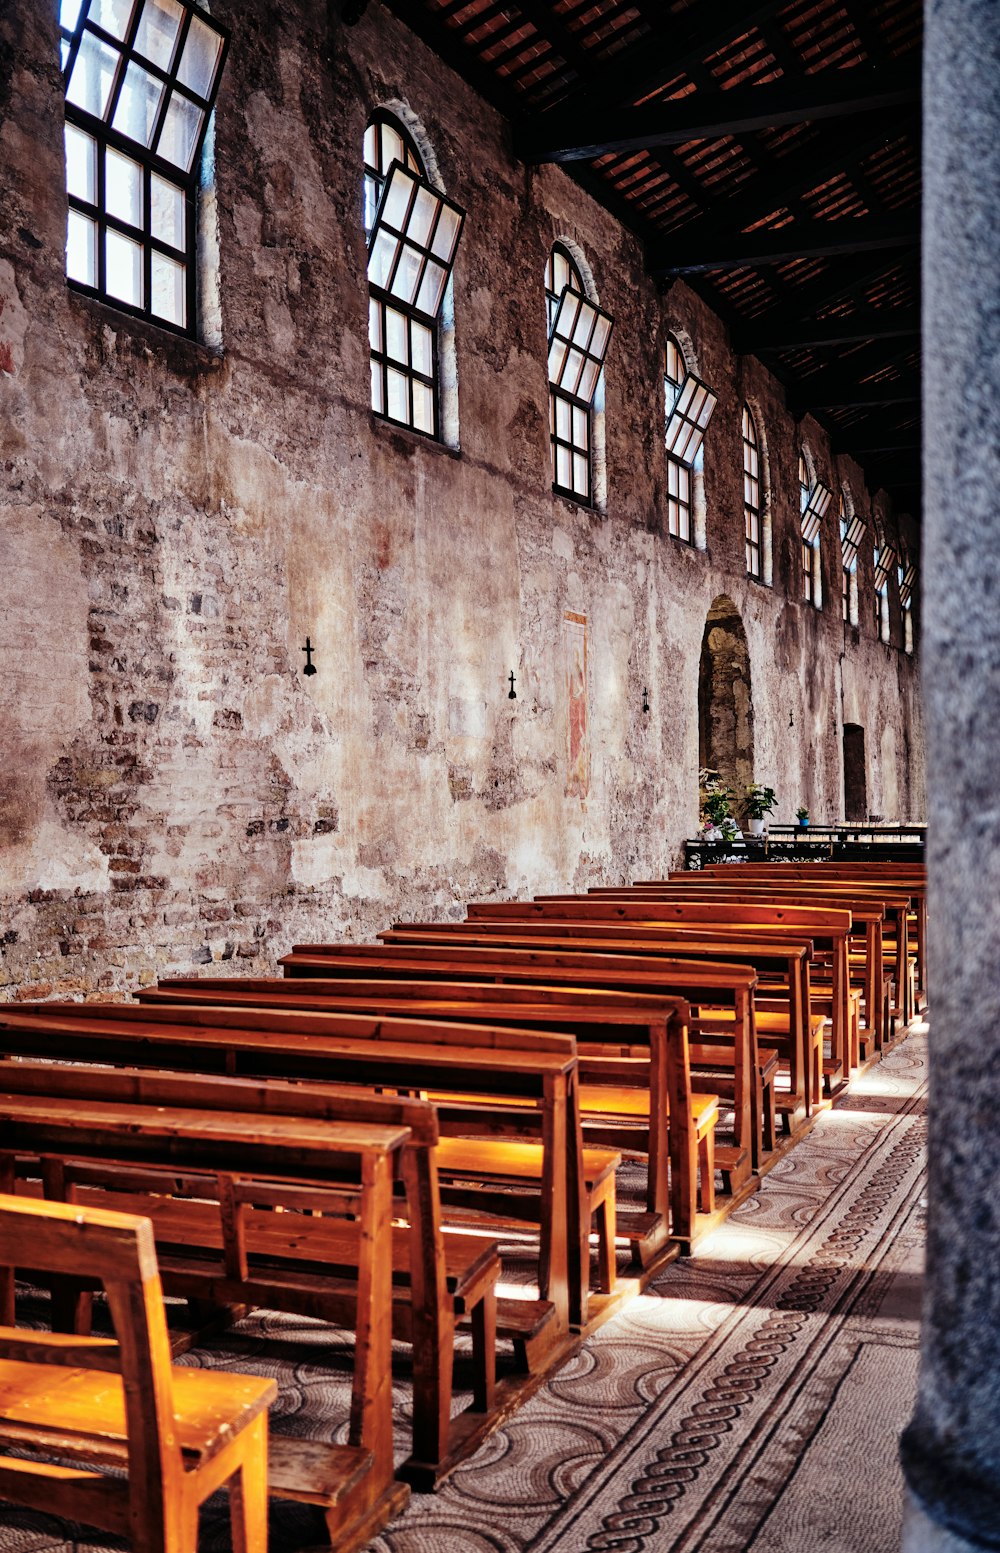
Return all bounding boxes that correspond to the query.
[900,3,1000,1550]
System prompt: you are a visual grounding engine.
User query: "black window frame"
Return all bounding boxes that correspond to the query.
[743,404,762,578]
[60,0,229,339]
[546,243,599,506]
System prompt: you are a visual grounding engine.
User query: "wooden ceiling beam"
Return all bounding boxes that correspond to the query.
[791,376,920,411]
[736,308,920,352]
[515,64,918,163]
[649,211,916,274]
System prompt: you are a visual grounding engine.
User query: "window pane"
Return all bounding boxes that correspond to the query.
[415,259,446,317]
[408,185,437,247]
[572,405,588,449]
[382,170,413,231]
[112,60,163,146]
[380,125,403,173]
[578,359,599,404]
[151,249,185,325]
[150,171,185,246]
[572,301,594,349]
[386,367,408,423]
[573,453,588,496]
[412,379,433,434]
[134,0,183,69]
[385,306,407,364]
[105,227,143,305]
[555,395,570,440]
[65,123,97,203]
[66,31,120,119]
[556,443,571,489]
[411,319,432,377]
[176,12,223,99]
[66,209,97,285]
[430,204,460,262]
[563,347,584,395]
[156,89,203,170]
[368,297,382,352]
[60,0,85,30]
[106,147,143,226]
[92,0,136,41]
[363,172,379,235]
[590,314,611,359]
[368,229,399,290]
[370,359,384,413]
[363,122,377,170]
[547,338,567,384]
[390,243,422,306]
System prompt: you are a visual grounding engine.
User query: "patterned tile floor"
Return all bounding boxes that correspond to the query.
[0,1025,928,1552]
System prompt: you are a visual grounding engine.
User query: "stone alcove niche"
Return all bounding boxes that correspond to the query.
[698,594,755,820]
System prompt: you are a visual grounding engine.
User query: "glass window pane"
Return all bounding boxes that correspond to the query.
[150,171,185,247]
[381,125,403,173]
[578,359,599,404]
[156,89,203,170]
[368,229,399,290]
[370,359,384,413]
[430,204,460,262]
[106,147,143,226]
[547,338,567,384]
[385,306,407,364]
[363,172,379,235]
[92,0,136,41]
[390,244,423,307]
[61,38,71,68]
[412,379,434,434]
[65,123,97,203]
[105,227,143,306]
[407,185,437,247]
[382,169,413,231]
[368,297,382,352]
[151,249,185,325]
[553,251,568,292]
[556,443,571,489]
[386,366,408,423]
[590,314,611,360]
[555,395,570,440]
[415,260,447,320]
[66,31,120,119]
[60,0,85,31]
[363,122,377,170]
[563,347,584,395]
[176,12,223,100]
[573,453,588,496]
[572,301,595,348]
[66,209,97,285]
[572,405,588,449]
[134,0,183,69]
[411,320,432,378]
[112,60,163,146]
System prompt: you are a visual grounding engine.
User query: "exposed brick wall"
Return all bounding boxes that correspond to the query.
[0,1,924,1001]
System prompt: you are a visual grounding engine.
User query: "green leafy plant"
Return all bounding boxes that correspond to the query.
[699,767,735,826]
[745,784,777,820]
[795,805,810,824]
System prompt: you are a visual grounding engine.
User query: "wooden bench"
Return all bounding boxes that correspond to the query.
[0,1002,591,1362]
[278,942,760,1186]
[0,1193,277,1553]
[0,1088,416,1547]
[142,976,709,1253]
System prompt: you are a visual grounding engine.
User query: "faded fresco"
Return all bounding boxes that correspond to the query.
[564,611,590,800]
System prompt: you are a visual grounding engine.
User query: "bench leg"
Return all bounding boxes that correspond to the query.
[698,1127,716,1215]
[592,1190,616,1296]
[762,1077,777,1154]
[227,1415,269,1553]
[470,1293,497,1414]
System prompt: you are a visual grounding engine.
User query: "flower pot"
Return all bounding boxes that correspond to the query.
[749,817,765,836]
[796,817,809,830]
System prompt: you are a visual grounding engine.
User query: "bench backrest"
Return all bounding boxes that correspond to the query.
[461,898,852,931]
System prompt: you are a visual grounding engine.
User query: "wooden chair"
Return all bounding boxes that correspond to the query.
[0,1192,276,1553]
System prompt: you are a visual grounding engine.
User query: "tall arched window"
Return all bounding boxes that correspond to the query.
[839,491,864,627]
[664,335,716,546]
[873,540,893,643]
[545,244,612,504]
[743,406,761,577]
[363,110,464,440]
[799,451,831,608]
[898,552,915,653]
[60,0,228,335]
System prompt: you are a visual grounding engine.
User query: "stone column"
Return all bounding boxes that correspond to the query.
[900,3,1000,1550]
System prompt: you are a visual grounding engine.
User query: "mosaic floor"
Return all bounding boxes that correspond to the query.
[0,1025,928,1552]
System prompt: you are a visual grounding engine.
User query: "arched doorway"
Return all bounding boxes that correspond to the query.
[698,595,755,816]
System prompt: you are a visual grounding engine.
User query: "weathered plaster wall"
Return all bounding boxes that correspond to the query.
[0,0,924,999]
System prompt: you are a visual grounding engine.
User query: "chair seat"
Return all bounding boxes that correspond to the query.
[579,1084,719,1131]
[0,1356,275,1468]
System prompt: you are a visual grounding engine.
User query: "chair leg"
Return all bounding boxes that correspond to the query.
[227,1416,269,1553]
[698,1127,716,1215]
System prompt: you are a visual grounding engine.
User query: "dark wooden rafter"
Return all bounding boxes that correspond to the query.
[515,64,919,164]
[649,210,917,275]
[736,309,920,353]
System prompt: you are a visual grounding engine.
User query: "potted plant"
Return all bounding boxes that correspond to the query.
[795,805,810,830]
[744,783,777,837]
[698,769,741,844]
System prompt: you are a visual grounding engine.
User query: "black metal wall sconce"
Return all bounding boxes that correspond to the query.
[508,671,517,700]
[642,687,650,716]
[789,709,794,728]
[302,637,317,677]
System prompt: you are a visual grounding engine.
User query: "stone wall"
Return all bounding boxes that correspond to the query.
[0,0,924,999]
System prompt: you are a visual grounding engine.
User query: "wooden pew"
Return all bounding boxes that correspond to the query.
[141,976,707,1253]
[0,1193,278,1553]
[369,924,813,1132]
[457,896,852,1096]
[0,1084,415,1546]
[0,1003,588,1360]
[277,943,761,1181]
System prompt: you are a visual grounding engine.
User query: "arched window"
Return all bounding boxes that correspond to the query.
[898,552,915,653]
[545,244,612,505]
[873,540,893,643]
[363,110,464,440]
[60,0,228,335]
[664,335,716,546]
[743,406,761,577]
[839,491,864,627]
[799,451,831,608]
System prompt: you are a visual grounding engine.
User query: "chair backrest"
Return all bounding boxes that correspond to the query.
[0,1193,179,1523]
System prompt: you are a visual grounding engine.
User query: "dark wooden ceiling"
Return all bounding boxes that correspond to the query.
[379,0,922,517]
